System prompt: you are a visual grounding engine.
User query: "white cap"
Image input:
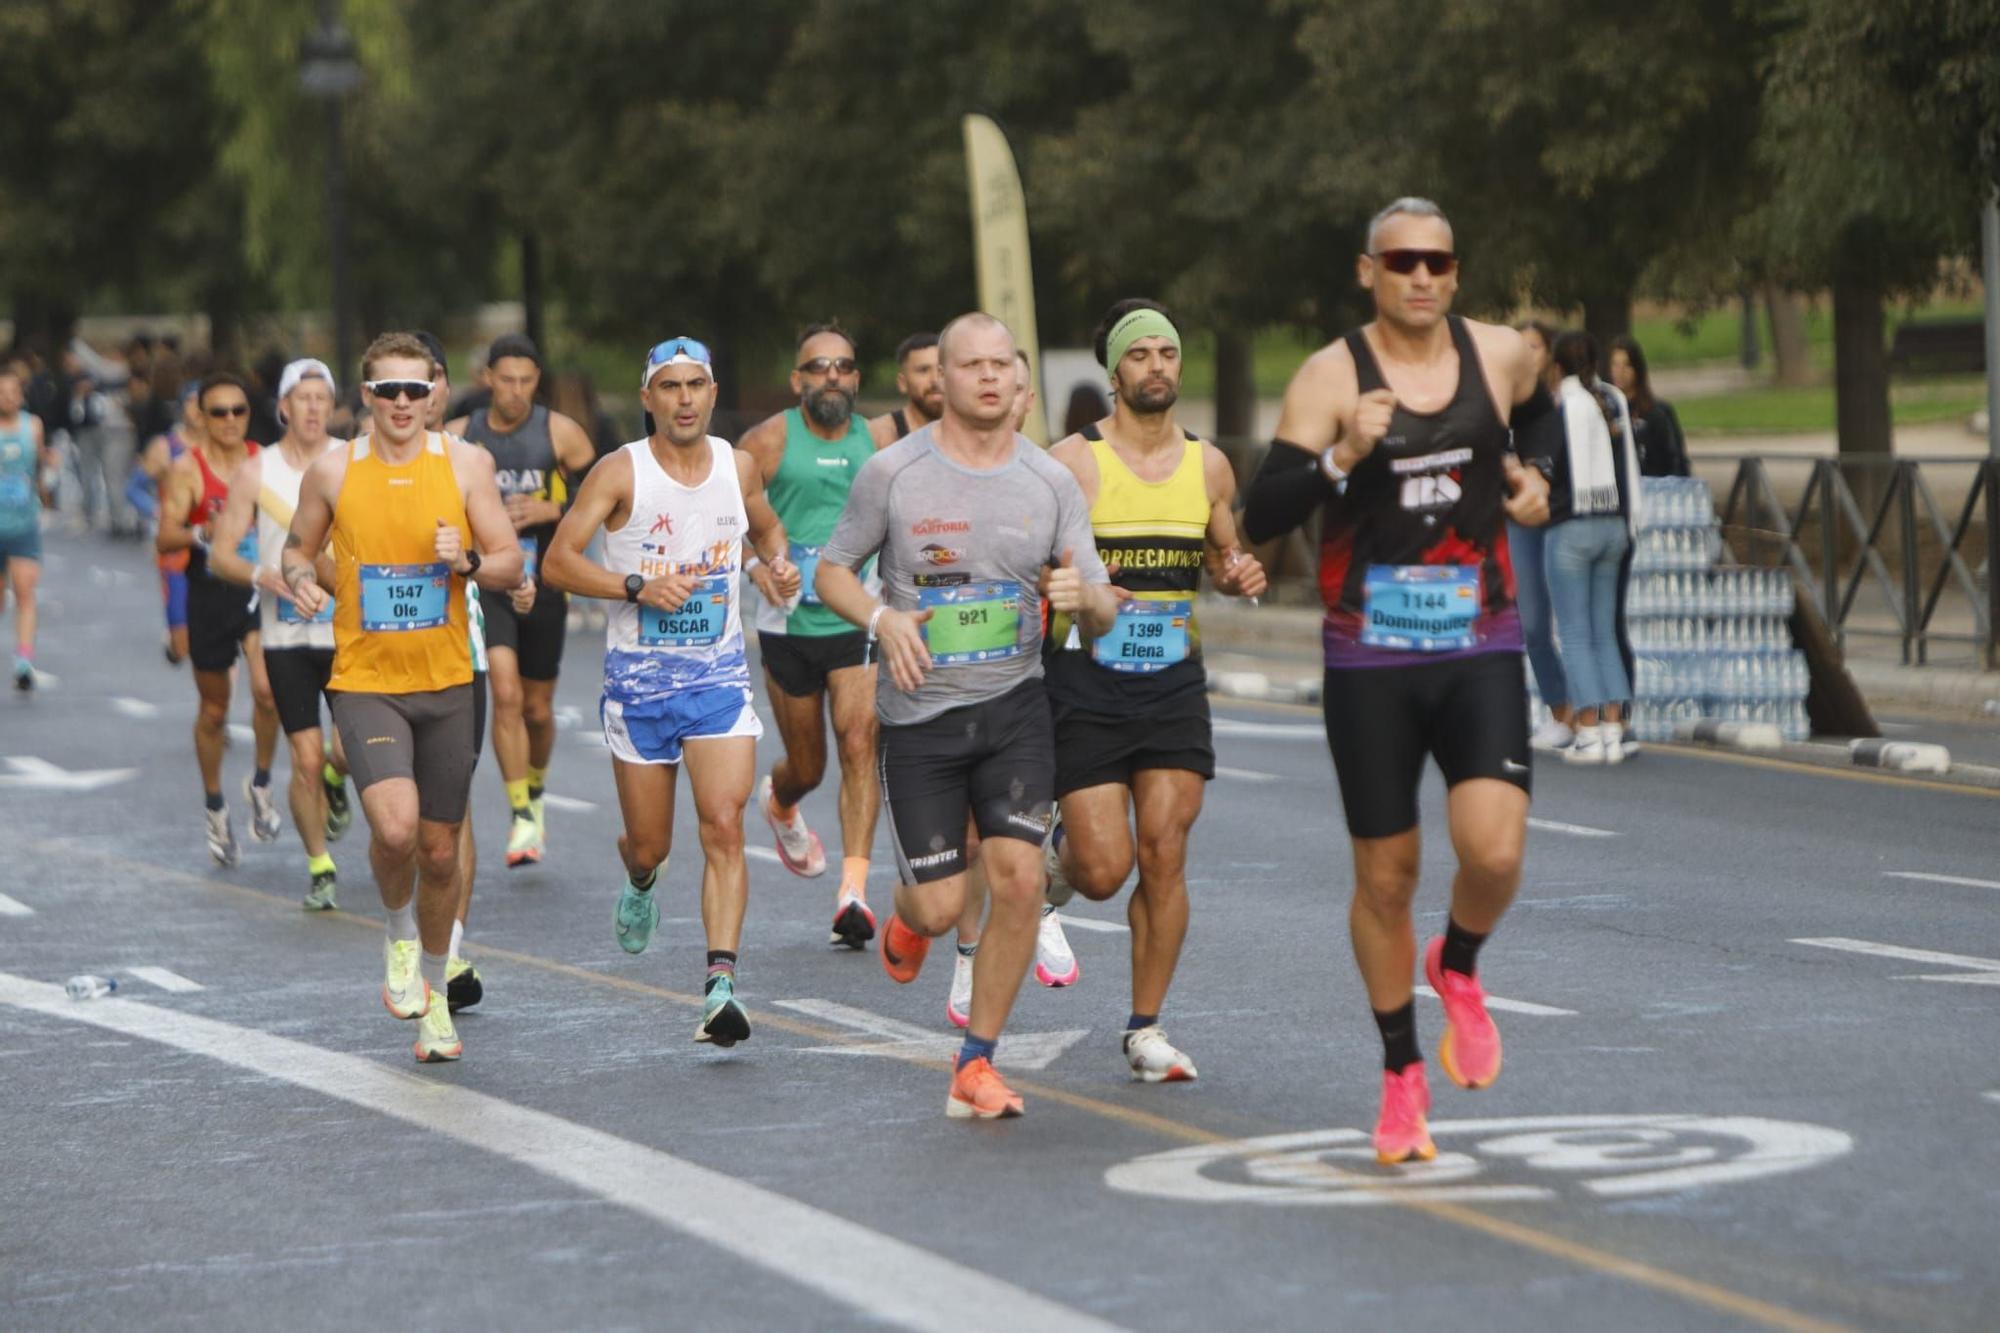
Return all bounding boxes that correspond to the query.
[278,357,336,402]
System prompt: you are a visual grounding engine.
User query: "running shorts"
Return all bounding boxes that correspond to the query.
[471,669,488,763]
[0,528,43,565]
[1322,652,1532,840]
[482,582,568,682]
[329,683,478,824]
[1052,691,1214,797]
[878,678,1055,885]
[758,629,870,699]
[186,573,257,673]
[601,685,762,766]
[265,647,334,737]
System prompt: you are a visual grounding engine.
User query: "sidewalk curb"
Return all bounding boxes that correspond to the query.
[1670,734,2000,791]
[1206,667,1320,707]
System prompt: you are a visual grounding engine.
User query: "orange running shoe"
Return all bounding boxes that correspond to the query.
[1425,936,1503,1089]
[1373,1063,1436,1164]
[879,913,930,984]
[946,1054,1024,1119]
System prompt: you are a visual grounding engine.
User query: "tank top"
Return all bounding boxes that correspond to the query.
[257,443,337,651]
[327,432,472,694]
[602,436,750,705]
[1045,426,1210,715]
[1320,316,1521,668]
[890,408,909,440]
[0,415,38,537]
[752,408,877,638]
[153,431,192,574]
[187,441,259,582]
[464,403,561,582]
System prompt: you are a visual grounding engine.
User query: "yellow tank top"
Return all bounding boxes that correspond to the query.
[328,432,473,694]
[1050,429,1211,650]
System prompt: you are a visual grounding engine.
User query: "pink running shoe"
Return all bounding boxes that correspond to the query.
[1424,936,1503,1090]
[1373,1063,1436,1164]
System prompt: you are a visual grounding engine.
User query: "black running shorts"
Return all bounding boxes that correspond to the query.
[471,669,488,764]
[1052,691,1214,797]
[878,679,1055,885]
[482,582,568,681]
[329,683,478,824]
[186,573,257,673]
[1322,652,1532,839]
[265,647,334,737]
[759,630,870,699]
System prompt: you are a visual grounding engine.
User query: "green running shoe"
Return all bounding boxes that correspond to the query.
[613,882,659,955]
[696,973,750,1047]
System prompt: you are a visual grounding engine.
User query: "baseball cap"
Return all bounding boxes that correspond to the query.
[277,357,336,402]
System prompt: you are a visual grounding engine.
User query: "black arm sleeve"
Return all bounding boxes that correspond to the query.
[1242,440,1331,544]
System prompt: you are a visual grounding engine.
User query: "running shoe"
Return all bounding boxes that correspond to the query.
[1424,936,1503,1090]
[323,771,352,841]
[946,1054,1024,1120]
[505,809,542,867]
[613,881,659,955]
[759,775,826,877]
[302,866,337,912]
[530,790,547,852]
[1042,813,1075,907]
[695,974,750,1047]
[382,937,427,1019]
[880,913,930,984]
[946,952,974,1030]
[1528,717,1574,752]
[1616,722,1642,761]
[205,805,239,868]
[13,657,33,692]
[829,891,876,950]
[1373,1063,1436,1164]
[1033,904,1080,987]
[1123,1024,1198,1083]
[414,987,463,1063]
[243,776,282,842]
[446,956,483,1012]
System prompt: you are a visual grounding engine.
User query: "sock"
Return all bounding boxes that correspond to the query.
[387,900,419,943]
[705,950,737,992]
[506,778,530,814]
[449,919,464,959]
[1373,1001,1421,1073]
[527,764,547,800]
[307,853,335,877]
[1040,901,1056,920]
[957,1034,998,1067]
[630,864,659,892]
[322,762,342,788]
[420,950,449,997]
[839,856,869,895]
[204,790,224,812]
[956,940,979,959]
[1127,1011,1157,1031]
[253,767,271,789]
[1441,916,1489,978]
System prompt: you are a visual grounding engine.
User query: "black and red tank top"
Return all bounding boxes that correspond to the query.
[187,441,259,578]
[1319,316,1520,668]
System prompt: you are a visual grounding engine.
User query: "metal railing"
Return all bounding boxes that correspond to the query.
[1716,454,1999,668]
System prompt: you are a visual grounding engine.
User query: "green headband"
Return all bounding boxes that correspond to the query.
[1105,308,1181,372]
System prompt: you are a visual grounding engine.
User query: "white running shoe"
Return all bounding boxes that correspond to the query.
[759,775,826,877]
[243,776,283,841]
[1123,1024,1198,1083]
[1033,904,1079,987]
[205,805,240,867]
[1602,720,1628,766]
[1563,723,1610,765]
[1042,814,1074,906]
[946,950,974,1029]
[1529,717,1575,752]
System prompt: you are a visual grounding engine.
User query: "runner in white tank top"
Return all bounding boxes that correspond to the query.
[541,336,799,1048]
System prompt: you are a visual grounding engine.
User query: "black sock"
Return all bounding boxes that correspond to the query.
[1441,917,1488,978]
[1373,1001,1421,1073]
[704,950,738,992]
[630,866,657,892]
[204,791,224,812]
[528,784,544,801]
[253,767,271,788]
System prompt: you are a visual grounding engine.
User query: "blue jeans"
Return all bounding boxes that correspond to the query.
[1507,519,1566,708]
[1546,516,1632,710]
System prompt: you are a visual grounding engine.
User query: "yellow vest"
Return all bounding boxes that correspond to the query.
[1051,431,1210,653]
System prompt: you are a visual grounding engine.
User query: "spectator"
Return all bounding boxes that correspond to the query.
[1608,334,1689,477]
[1519,318,1562,393]
[1512,319,1570,749]
[1061,383,1109,438]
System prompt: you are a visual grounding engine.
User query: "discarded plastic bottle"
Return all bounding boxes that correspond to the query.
[66,975,119,1001]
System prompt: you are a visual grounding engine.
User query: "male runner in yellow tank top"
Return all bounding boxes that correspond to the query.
[283,332,524,1064]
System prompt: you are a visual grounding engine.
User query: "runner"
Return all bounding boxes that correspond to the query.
[735,322,882,948]
[817,312,1117,1119]
[283,331,524,1063]
[206,359,354,909]
[137,382,201,665]
[447,334,596,868]
[155,372,283,866]
[0,364,57,689]
[541,336,799,1048]
[867,331,941,446]
[1041,299,1267,1082]
[1241,197,1552,1162]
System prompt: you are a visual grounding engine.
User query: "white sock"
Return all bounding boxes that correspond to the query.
[387,900,418,942]
[449,919,464,960]
[420,950,449,996]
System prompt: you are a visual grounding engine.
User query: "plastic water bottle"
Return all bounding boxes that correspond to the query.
[66,975,119,1000]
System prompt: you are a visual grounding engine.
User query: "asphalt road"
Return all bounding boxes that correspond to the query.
[4,530,1997,1332]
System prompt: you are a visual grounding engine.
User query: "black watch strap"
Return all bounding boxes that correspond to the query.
[461,548,481,577]
[625,572,645,603]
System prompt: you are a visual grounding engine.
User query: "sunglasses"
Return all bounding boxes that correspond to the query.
[204,403,249,419]
[1373,249,1458,276]
[363,379,435,403]
[646,337,713,370]
[797,356,858,376]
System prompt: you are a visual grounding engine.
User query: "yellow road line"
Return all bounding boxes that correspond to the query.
[1651,743,2000,798]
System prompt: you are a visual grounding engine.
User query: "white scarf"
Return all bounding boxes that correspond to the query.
[1558,376,1642,535]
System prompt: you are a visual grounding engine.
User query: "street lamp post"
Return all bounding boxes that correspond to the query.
[300,4,362,388]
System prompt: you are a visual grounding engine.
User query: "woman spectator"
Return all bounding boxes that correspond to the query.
[1511,319,1571,749]
[1522,332,1642,765]
[1608,334,1689,478]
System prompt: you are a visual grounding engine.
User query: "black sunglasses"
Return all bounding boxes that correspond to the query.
[797,357,858,376]
[364,379,435,403]
[205,403,249,419]
[1373,249,1457,276]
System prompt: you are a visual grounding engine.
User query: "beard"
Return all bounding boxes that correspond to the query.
[804,384,855,428]
[1121,378,1179,414]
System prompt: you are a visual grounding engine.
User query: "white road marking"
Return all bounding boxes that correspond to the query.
[1527,817,1619,839]
[1413,984,1576,1017]
[0,973,1118,1332]
[775,998,1088,1072]
[1983,1091,2000,1106]
[540,793,596,812]
[1792,937,2000,972]
[0,756,138,792]
[127,967,204,993]
[1214,765,1281,783]
[0,894,32,916]
[1057,915,1130,934]
[111,696,160,719]
[1212,718,1321,740]
[1884,871,2000,892]
[746,846,784,866]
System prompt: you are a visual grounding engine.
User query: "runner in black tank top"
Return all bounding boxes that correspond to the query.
[868,331,942,446]
[1240,198,1553,1167]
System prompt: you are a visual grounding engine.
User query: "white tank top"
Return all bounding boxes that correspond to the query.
[601,436,750,704]
[258,442,337,651]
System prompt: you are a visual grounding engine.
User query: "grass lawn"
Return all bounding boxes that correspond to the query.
[1673,375,1988,434]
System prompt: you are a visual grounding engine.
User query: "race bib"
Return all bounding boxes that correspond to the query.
[359,562,452,632]
[638,574,729,647]
[918,580,1025,665]
[277,594,335,626]
[1360,564,1481,652]
[0,474,31,507]
[519,535,538,581]
[788,541,821,606]
[1092,599,1191,674]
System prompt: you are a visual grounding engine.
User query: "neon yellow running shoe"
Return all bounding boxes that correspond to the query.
[382,938,426,1019]
[414,988,462,1062]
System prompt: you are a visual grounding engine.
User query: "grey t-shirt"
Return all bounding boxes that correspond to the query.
[821,426,1107,726]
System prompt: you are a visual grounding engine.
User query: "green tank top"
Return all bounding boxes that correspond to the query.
[0,417,39,537]
[756,408,876,638]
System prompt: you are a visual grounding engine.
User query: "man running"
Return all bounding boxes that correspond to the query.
[447,334,596,867]
[817,312,1116,1120]
[542,336,798,1048]
[736,322,882,947]
[0,364,57,689]
[138,383,201,665]
[156,372,283,866]
[868,331,942,446]
[1041,299,1267,1083]
[284,331,523,1064]
[207,359,353,909]
[1242,197,1551,1163]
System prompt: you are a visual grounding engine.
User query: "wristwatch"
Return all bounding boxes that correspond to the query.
[624,573,646,603]
[459,548,482,578]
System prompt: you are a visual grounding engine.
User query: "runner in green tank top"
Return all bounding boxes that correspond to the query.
[737,322,885,949]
